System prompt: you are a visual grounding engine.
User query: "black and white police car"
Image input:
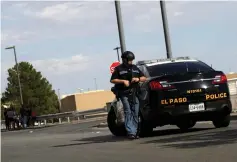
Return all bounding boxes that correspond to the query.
[107,57,232,137]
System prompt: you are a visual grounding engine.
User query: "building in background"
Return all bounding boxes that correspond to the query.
[60,90,115,112]
[226,72,237,95]
[226,72,237,111]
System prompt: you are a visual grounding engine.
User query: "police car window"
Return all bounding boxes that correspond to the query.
[146,62,187,77]
[186,61,213,72]
[137,65,149,77]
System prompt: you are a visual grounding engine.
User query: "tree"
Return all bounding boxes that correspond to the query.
[2,62,59,115]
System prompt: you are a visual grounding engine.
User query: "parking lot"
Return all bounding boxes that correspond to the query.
[2,120,237,162]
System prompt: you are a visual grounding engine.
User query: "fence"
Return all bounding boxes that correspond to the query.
[1,107,108,129]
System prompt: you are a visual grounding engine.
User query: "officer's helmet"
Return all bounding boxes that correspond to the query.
[121,51,135,61]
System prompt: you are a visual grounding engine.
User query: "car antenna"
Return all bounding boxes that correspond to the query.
[185,62,189,72]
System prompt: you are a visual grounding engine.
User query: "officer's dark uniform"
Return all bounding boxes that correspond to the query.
[111,64,144,94]
[110,52,145,138]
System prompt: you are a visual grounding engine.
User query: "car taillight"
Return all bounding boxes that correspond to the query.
[149,80,175,90]
[212,74,227,84]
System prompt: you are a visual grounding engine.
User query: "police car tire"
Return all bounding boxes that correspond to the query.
[212,114,230,128]
[107,108,126,136]
[176,119,196,131]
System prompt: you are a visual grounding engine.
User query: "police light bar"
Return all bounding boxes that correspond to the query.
[136,56,191,65]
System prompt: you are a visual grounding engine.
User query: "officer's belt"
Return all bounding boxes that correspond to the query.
[113,87,138,104]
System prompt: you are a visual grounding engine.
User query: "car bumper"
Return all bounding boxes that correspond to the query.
[145,99,232,124]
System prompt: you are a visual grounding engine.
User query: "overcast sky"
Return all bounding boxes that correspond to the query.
[1,1,237,96]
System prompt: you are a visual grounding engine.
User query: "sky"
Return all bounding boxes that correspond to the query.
[1,0,237,96]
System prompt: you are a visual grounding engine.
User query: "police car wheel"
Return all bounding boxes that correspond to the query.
[176,119,196,131]
[212,114,230,128]
[107,108,126,136]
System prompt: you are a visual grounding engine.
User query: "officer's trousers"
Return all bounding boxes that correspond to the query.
[120,95,139,136]
[21,116,27,128]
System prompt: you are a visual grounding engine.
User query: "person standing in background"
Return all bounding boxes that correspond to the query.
[4,108,9,130]
[31,110,36,127]
[7,105,16,130]
[20,105,28,129]
[27,108,31,127]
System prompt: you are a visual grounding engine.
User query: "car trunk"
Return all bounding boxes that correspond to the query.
[149,71,229,111]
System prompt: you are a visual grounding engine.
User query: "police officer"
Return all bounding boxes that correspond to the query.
[110,51,147,139]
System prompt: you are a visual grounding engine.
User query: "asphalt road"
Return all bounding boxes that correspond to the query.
[2,120,237,162]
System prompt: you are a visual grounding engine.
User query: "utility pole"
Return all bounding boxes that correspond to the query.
[5,45,24,105]
[160,0,173,59]
[57,89,61,113]
[78,88,84,93]
[94,78,98,90]
[114,0,126,54]
[113,46,121,62]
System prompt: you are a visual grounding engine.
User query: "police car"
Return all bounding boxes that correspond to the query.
[107,56,232,137]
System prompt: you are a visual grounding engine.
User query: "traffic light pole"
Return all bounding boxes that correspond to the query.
[160,0,173,59]
[114,0,126,54]
[114,0,172,59]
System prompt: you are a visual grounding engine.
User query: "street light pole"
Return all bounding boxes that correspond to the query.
[57,88,61,113]
[113,46,121,62]
[160,0,173,59]
[94,78,98,90]
[5,45,24,105]
[114,0,126,54]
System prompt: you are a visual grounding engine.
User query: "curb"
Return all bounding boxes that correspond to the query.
[95,113,237,128]
[93,122,108,128]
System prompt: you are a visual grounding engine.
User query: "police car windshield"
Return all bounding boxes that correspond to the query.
[146,61,214,77]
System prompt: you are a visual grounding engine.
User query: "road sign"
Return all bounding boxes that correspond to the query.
[110,61,120,74]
